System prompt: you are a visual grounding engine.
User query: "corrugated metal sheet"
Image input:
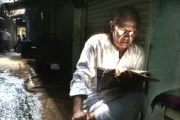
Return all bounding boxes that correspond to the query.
[42,5,54,34]
[86,0,150,46]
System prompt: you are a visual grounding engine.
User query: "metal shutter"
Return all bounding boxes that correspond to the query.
[55,1,73,41]
[86,0,150,47]
[54,1,74,80]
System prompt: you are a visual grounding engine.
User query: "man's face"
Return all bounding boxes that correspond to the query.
[110,19,138,49]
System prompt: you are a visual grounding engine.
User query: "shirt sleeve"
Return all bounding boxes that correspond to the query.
[69,36,97,97]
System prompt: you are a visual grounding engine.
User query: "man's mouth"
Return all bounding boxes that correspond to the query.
[119,38,129,43]
[121,41,129,44]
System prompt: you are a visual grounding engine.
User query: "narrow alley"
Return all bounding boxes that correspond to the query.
[0,0,180,120]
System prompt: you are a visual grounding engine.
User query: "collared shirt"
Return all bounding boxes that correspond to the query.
[69,33,145,111]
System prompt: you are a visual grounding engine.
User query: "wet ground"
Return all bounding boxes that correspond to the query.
[0,52,72,120]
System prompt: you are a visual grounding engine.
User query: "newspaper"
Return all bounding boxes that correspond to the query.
[96,67,159,92]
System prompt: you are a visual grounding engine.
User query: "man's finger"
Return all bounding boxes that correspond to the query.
[115,69,121,77]
[115,67,128,77]
[86,113,90,120]
[89,112,95,120]
[72,111,87,120]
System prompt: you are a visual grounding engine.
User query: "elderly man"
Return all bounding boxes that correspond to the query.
[70,6,145,120]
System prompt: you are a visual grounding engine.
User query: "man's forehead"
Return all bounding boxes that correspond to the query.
[117,20,137,29]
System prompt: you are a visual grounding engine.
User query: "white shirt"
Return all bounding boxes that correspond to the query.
[0,30,11,41]
[69,33,145,111]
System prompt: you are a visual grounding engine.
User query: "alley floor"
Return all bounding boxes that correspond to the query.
[0,52,72,120]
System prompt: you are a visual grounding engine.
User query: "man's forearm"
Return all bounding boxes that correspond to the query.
[72,95,85,113]
[72,95,95,120]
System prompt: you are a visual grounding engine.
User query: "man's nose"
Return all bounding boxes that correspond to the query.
[124,32,130,39]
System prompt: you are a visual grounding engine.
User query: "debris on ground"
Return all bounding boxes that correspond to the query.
[0,71,42,120]
[0,52,72,120]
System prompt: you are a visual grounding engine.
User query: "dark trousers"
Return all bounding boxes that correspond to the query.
[3,40,10,52]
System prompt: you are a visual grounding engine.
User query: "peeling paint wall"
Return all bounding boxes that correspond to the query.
[146,0,180,119]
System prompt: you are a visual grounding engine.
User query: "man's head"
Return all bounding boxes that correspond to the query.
[109,6,140,50]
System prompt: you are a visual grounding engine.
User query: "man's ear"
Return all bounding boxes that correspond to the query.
[109,21,115,32]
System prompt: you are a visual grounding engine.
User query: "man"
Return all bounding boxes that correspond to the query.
[0,29,11,52]
[70,6,145,120]
[14,35,22,52]
[22,34,26,41]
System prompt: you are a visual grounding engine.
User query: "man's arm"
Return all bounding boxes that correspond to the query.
[70,35,98,97]
[72,95,84,113]
[70,35,98,120]
[72,95,95,120]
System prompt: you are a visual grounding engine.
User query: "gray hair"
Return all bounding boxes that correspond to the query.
[112,6,140,27]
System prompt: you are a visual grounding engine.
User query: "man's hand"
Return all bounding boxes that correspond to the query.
[72,95,93,120]
[115,67,128,77]
[72,110,90,120]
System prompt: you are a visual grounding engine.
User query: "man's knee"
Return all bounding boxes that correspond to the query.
[94,103,112,120]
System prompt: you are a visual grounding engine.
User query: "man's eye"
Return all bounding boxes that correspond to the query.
[117,29,125,35]
[129,31,134,36]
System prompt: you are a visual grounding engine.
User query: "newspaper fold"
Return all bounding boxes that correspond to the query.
[97,68,159,92]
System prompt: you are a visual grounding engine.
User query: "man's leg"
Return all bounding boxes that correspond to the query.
[2,40,5,52]
[94,92,144,120]
[94,103,112,120]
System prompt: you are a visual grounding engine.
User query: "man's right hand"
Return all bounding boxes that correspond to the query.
[72,110,90,120]
[115,67,128,77]
[72,95,91,120]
